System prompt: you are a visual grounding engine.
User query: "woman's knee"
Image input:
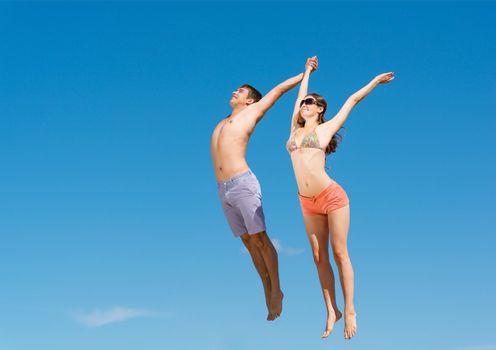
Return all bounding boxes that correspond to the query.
[332,246,349,265]
[312,249,330,266]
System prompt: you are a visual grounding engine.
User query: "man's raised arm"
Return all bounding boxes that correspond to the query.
[248,72,305,122]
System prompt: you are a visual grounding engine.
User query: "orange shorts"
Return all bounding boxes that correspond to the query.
[298,181,349,216]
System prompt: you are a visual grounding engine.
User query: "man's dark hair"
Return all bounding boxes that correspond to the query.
[241,84,262,103]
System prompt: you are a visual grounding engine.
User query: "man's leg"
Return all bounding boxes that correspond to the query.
[231,171,283,320]
[249,231,283,320]
[240,234,273,319]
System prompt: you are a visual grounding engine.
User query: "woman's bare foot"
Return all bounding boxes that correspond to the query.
[344,311,357,339]
[267,290,283,321]
[321,310,342,338]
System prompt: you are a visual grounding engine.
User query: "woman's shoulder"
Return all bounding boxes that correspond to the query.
[291,125,303,133]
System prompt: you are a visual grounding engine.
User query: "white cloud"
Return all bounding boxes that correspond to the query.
[284,246,305,256]
[272,238,304,256]
[271,238,282,252]
[72,306,155,328]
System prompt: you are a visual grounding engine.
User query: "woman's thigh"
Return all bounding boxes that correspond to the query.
[303,215,330,260]
[327,205,350,253]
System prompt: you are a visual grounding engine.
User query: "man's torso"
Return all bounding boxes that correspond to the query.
[211,109,258,181]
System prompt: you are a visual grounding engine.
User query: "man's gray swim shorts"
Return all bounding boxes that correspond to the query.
[217,170,266,237]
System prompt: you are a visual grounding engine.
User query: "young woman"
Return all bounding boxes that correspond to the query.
[287,57,394,339]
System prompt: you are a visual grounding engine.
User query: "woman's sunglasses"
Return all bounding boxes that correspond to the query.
[300,98,318,108]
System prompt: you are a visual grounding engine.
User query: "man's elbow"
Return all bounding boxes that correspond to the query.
[348,95,361,105]
[274,85,288,96]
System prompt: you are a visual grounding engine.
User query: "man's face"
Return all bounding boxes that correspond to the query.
[229,87,251,107]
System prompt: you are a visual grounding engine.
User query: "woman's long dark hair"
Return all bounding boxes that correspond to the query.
[296,93,342,155]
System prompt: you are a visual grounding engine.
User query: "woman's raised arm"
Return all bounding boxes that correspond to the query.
[290,56,318,131]
[319,72,395,140]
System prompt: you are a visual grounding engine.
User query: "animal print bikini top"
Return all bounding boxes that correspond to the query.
[286,127,325,153]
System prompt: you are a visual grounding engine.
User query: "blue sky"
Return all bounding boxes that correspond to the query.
[0,2,495,350]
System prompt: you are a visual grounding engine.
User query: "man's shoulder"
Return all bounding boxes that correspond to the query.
[233,105,264,121]
[214,115,229,127]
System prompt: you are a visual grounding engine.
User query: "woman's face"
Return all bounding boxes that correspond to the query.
[299,95,322,119]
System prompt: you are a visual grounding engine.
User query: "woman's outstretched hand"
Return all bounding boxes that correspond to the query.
[305,56,319,73]
[375,72,395,84]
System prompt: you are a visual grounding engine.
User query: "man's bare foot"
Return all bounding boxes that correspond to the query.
[262,276,273,320]
[266,304,275,321]
[264,295,272,320]
[344,311,357,339]
[321,310,342,338]
[267,290,283,321]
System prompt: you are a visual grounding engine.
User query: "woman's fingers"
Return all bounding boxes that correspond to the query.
[376,72,395,83]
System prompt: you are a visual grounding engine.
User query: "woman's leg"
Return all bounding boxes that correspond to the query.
[327,205,357,339]
[303,215,343,338]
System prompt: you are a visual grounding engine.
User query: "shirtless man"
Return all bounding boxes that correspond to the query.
[211,60,317,320]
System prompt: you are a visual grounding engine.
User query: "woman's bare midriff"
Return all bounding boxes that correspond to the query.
[290,148,333,197]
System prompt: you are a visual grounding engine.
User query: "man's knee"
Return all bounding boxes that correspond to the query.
[240,233,250,245]
[248,231,267,249]
[241,233,262,252]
